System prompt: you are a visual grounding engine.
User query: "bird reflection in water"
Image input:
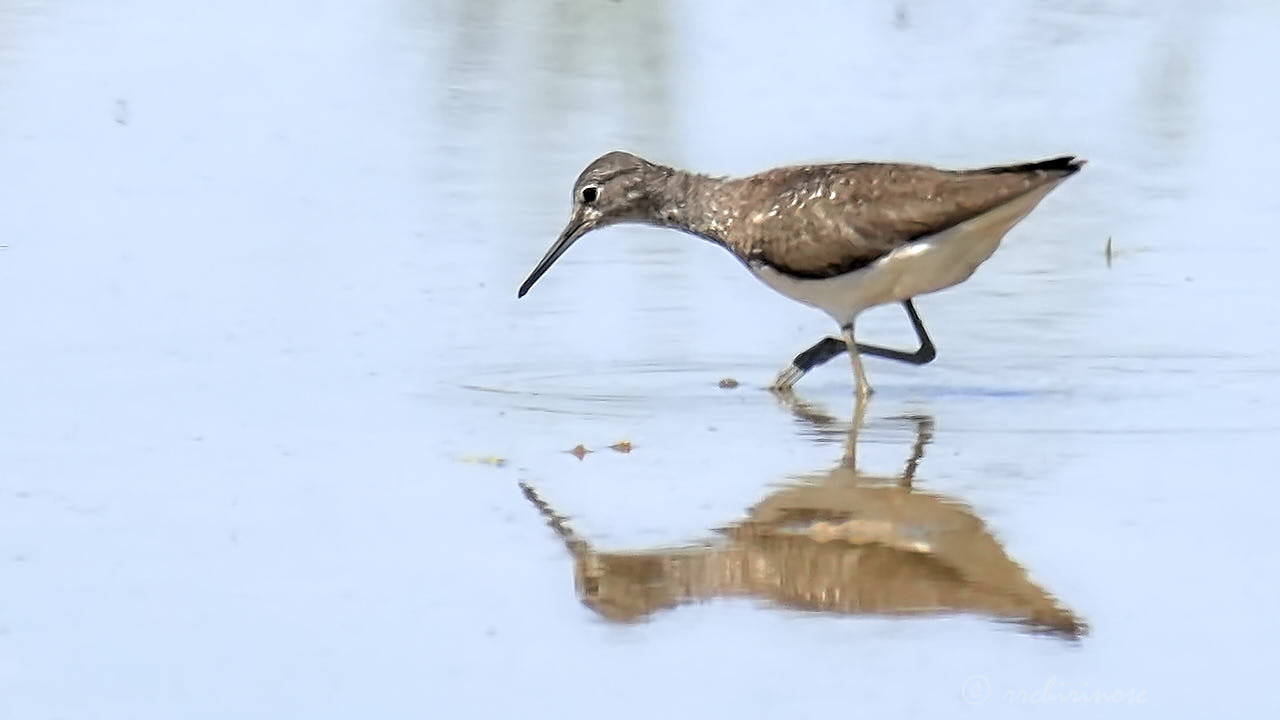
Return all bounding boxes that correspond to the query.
[520,395,1086,639]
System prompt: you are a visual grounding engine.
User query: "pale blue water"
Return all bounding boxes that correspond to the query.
[3,1,1279,717]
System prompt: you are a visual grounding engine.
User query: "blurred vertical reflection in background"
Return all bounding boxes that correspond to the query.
[2,0,1279,718]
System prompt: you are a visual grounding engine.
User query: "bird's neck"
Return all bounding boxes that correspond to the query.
[648,169,738,247]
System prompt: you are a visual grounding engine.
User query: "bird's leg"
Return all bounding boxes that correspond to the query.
[770,300,936,390]
[860,299,937,366]
[899,415,935,489]
[842,324,873,400]
[772,336,847,390]
[841,392,870,467]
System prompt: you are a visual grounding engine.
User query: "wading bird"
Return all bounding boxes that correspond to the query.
[518,151,1082,398]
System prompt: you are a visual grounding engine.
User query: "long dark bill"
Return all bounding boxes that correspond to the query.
[517,218,589,298]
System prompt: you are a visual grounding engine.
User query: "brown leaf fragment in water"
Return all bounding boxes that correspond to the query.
[718,377,740,389]
[609,440,633,454]
[568,444,590,460]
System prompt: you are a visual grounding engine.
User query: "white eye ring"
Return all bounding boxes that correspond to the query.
[580,185,598,204]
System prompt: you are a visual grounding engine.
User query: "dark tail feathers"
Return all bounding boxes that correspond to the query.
[984,155,1086,176]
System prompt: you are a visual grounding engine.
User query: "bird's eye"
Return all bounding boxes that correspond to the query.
[580,185,598,204]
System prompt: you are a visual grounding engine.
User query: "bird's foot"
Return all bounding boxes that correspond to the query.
[772,364,805,391]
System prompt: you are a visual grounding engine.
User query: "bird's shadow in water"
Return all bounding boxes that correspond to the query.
[519,393,1087,640]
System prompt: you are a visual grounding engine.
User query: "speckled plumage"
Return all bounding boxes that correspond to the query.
[519,150,1083,396]
[686,157,1081,278]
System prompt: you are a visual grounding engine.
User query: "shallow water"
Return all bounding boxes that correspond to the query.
[3,0,1280,717]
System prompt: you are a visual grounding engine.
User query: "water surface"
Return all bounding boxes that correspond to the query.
[2,0,1279,717]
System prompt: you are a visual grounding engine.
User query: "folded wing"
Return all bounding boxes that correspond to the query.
[744,157,1083,279]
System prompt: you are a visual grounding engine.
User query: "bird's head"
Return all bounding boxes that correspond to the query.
[518,151,665,297]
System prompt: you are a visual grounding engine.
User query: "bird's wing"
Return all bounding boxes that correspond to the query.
[743,157,1083,279]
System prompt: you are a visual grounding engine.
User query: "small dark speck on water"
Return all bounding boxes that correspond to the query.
[894,2,909,28]
[1105,236,1113,267]
[568,444,590,460]
[609,440,633,453]
[718,378,740,389]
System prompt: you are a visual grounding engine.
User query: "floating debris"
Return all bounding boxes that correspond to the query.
[718,377,740,389]
[568,444,590,460]
[609,440,633,454]
[458,455,507,468]
[1104,236,1155,266]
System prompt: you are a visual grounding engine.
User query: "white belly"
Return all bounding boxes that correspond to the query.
[748,180,1064,325]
